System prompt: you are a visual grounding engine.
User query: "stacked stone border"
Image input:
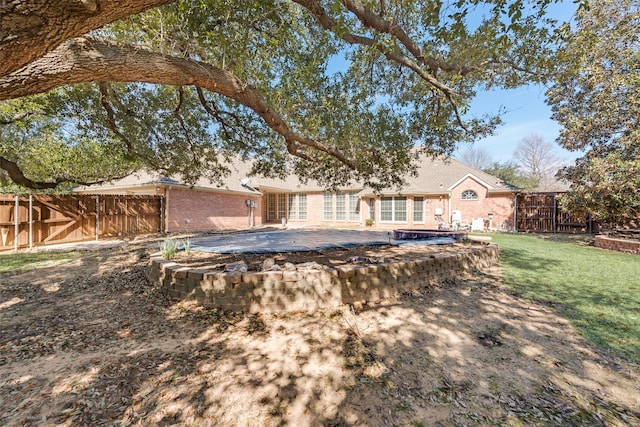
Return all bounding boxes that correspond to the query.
[147,244,500,313]
[595,235,640,254]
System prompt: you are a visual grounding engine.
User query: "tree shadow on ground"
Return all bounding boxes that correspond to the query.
[1,249,639,426]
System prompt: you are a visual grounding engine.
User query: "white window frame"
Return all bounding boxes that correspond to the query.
[297,193,307,220]
[349,193,360,222]
[323,192,334,221]
[413,196,424,223]
[461,190,478,200]
[267,194,277,220]
[324,191,360,222]
[380,196,407,223]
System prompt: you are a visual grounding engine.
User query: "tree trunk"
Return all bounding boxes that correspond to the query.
[0,0,174,76]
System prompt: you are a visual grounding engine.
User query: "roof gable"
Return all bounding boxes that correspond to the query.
[447,173,494,191]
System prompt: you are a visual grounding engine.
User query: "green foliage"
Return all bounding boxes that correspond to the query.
[0,89,139,190]
[493,233,640,361]
[159,237,180,260]
[483,161,539,190]
[548,0,640,226]
[1,0,583,191]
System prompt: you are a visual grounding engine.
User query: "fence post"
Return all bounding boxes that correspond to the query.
[13,195,19,251]
[159,196,164,233]
[29,195,33,249]
[552,195,558,233]
[95,195,100,241]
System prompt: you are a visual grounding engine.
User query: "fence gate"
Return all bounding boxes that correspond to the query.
[0,194,163,251]
[515,193,595,233]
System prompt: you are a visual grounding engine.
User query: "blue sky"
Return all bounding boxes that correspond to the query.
[455,1,581,164]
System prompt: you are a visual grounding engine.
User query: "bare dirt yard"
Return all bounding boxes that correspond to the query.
[1,241,639,426]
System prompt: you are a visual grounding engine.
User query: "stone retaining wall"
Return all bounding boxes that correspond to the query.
[595,235,640,254]
[147,244,500,313]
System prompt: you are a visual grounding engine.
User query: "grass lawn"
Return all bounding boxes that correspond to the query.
[491,233,640,361]
[0,251,78,274]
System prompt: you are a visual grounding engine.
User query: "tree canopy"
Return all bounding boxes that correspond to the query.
[547,0,639,226]
[1,0,577,191]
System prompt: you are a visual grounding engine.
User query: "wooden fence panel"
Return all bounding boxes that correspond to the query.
[0,194,163,251]
[516,193,596,233]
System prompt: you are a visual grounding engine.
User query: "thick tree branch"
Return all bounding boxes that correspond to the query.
[0,154,131,190]
[0,0,175,76]
[295,1,441,88]
[0,112,32,124]
[0,37,354,168]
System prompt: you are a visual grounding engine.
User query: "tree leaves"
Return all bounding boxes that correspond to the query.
[548,0,639,226]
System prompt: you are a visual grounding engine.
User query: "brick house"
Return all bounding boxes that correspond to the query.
[76,155,518,232]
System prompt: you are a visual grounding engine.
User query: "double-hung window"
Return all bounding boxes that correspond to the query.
[413,197,424,223]
[380,196,407,222]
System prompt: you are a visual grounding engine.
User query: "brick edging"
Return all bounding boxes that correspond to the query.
[595,235,640,254]
[146,244,500,313]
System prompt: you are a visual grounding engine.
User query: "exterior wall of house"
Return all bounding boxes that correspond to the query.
[361,195,449,230]
[167,188,262,232]
[262,177,515,231]
[449,177,515,229]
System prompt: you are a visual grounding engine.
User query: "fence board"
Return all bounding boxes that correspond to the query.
[0,194,163,251]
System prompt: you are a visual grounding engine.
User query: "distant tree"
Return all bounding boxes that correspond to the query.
[512,133,565,191]
[483,161,538,190]
[458,147,493,170]
[547,0,639,227]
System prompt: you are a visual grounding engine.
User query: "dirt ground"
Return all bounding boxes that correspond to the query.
[1,241,639,426]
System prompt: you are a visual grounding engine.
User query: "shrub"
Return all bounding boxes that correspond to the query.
[159,238,179,260]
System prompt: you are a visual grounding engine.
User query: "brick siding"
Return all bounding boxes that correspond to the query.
[167,188,262,232]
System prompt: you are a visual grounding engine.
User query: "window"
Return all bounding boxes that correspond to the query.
[461,190,478,200]
[288,193,297,220]
[413,197,424,222]
[368,198,375,220]
[380,197,393,221]
[267,194,276,220]
[298,194,307,220]
[380,196,407,222]
[324,191,360,221]
[349,193,360,221]
[323,192,333,221]
[287,193,308,220]
[335,191,346,221]
[277,194,286,220]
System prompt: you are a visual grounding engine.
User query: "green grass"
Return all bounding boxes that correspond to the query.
[0,251,78,274]
[491,233,640,361]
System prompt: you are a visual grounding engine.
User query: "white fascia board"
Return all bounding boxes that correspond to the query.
[447,173,494,191]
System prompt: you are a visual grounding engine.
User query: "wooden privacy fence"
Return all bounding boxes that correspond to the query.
[0,194,163,251]
[515,193,596,233]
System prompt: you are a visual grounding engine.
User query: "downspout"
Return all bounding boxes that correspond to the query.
[165,187,170,233]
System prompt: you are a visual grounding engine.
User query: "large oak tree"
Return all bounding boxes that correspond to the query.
[1,0,574,190]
